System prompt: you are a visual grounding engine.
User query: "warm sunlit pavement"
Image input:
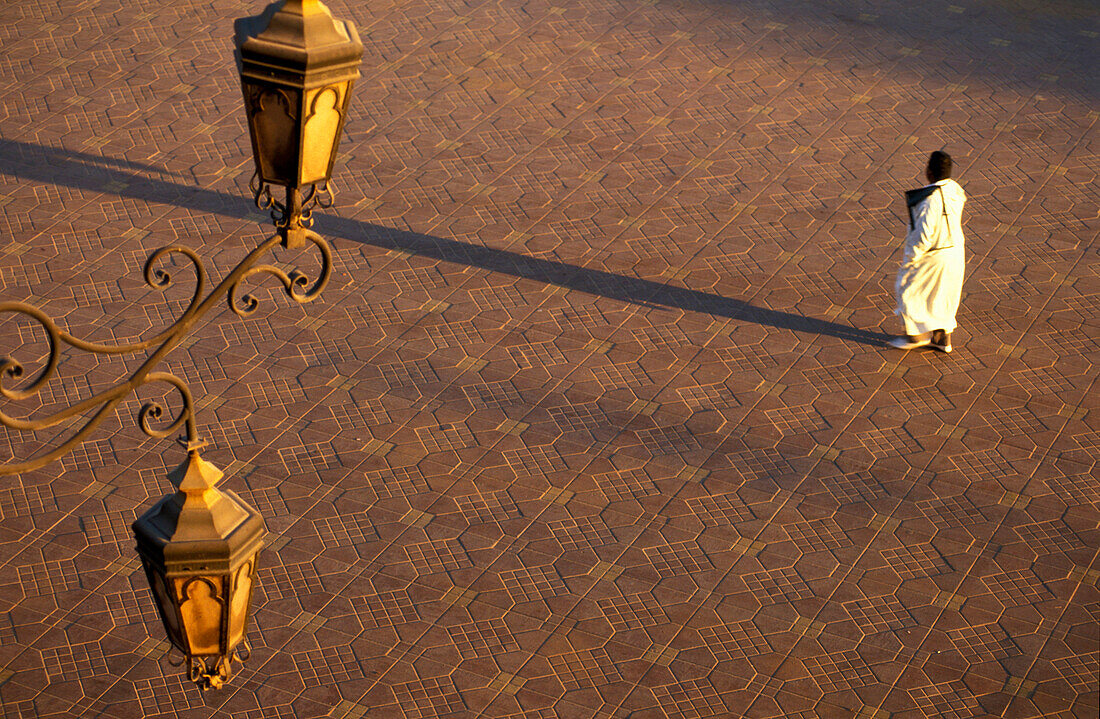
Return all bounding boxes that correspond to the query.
[0,0,1097,717]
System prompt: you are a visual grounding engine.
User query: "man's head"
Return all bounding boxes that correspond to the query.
[926,150,953,183]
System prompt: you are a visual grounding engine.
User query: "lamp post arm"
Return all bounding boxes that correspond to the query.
[0,229,332,476]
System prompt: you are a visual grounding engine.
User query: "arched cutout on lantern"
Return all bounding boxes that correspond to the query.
[248,87,299,183]
[302,85,345,183]
[180,578,224,655]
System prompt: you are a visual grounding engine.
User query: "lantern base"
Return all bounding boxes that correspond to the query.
[188,642,251,690]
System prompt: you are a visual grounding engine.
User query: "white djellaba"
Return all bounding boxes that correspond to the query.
[895,178,967,337]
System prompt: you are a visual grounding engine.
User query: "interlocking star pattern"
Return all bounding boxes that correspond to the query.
[0,0,1097,717]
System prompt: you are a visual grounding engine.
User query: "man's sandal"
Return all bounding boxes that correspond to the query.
[887,336,931,350]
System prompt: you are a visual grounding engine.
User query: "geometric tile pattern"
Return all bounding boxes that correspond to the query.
[16,561,81,596]
[636,424,701,455]
[908,681,983,719]
[546,647,622,690]
[981,569,1053,607]
[42,642,108,681]
[917,495,984,530]
[947,623,1020,663]
[726,447,794,483]
[499,566,568,604]
[1045,472,1100,507]
[259,562,325,602]
[1,0,1096,717]
[1051,653,1099,693]
[1013,520,1083,553]
[104,590,161,628]
[548,516,616,550]
[783,518,853,551]
[881,544,952,579]
[447,618,518,659]
[133,675,205,716]
[743,567,814,605]
[293,645,365,685]
[857,426,923,458]
[843,595,916,635]
[651,678,725,719]
[314,514,378,545]
[365,465,431,498]
[455,490,521,524]
[699,620,770,661]
[352,589,418,629]
[597,593,668,631]
[686,492,755,526]
[949,449,1016,482]
[643,540,712,576]
[803,649,877,693]
[594,468,658,502]
[677,383,739,411]
[824,471,886,504]
[406,539,472,575]
[391,676,465,719]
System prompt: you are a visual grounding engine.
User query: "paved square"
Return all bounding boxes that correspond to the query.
[0,0,1097,717]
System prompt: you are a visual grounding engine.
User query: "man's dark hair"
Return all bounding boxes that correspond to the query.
[927,150,952,181]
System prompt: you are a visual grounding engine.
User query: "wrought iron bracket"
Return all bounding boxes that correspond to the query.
[0,230,333,476]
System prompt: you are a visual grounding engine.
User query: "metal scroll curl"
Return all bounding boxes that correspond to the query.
[137,372,197,442]
[0,229,333,476]
[250,171,335,231]
[0,246,204,404]
[227,228,332,317]
[187,641,250,691]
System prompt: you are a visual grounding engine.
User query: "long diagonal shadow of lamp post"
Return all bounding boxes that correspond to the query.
[0,136,889,348]
[0,0,362,690]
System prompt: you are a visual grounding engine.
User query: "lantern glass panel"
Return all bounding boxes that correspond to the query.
[150,569,184,648]
[178,577,226,655]
[228,560,255,646]
[245,82,302,186]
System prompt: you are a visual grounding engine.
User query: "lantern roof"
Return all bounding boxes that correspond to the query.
[235,0,363,87]
[134,452,265,573]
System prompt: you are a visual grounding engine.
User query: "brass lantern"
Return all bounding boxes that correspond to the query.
[235,0,363,247]
[132,451,266,689]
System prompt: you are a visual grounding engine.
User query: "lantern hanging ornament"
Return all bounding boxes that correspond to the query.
[235,0,363,248]
[133,449,266,689]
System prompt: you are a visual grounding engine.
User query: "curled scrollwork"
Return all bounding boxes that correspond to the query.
[189,655,233,691]
[75,246,206,356]
[0,245,206,443]
[142,246,207,312]
[137,372,197,442]
[0,246,205,410]
[0,223,333,476]
[303,180,336,219]
[249,172,336,231]
[228,229,332,317]
[250,171,275,216]
[0,302,62,403]
[185,641,250,691]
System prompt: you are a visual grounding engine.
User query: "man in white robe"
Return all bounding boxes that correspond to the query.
[890,150,966,353]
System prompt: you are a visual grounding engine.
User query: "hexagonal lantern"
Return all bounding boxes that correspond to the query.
[132,451,266,689]
[235,0,363,246]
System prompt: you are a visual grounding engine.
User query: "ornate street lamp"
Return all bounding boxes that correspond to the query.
[236,0,363,248]
[133,450,265,689]
[0,0,361,690]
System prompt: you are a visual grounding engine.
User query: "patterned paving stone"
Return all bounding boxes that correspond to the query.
[0,0,1097,716]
